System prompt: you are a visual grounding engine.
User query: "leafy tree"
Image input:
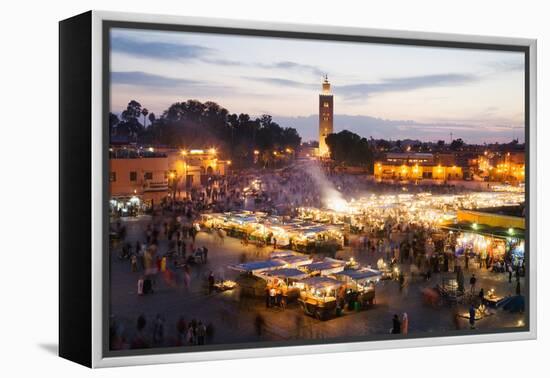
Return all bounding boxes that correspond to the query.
[450,138,465,151]
[121,100,142,121]
[325,130,374,171]
[148,112,156,125]
[120,99,301,167]
[109,113,119,135]
[117,100,144,137]
[376,139,392,151]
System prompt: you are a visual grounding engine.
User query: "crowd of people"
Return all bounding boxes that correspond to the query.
[108,161,525,348]
[110,314,214,350]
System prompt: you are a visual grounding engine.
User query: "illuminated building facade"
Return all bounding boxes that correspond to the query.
[109,147,229,199]
[476,151,525,182]
[374,152,463,181]
[318,75,333,157]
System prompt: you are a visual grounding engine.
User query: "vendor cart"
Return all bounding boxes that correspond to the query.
[297,276,343,320]
[334,268,381,309]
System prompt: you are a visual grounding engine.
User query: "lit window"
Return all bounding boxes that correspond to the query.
[109,172,116,182]
[323,102,329,108]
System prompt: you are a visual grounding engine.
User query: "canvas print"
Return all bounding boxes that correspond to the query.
[107,25,527,354]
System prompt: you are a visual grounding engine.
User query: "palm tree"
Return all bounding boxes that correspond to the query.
[141,108,149,128]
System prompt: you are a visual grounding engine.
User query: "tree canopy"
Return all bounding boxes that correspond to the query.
[325,130,374,170]
[111,99,302,167]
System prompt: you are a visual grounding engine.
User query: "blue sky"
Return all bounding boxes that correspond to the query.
[110,28,525,143]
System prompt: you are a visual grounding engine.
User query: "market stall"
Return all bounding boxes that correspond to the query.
[334,268,381,309]
[229,259,286,274]
[297,276,344,320]
[259,268,310,301]
[301,258,347,276]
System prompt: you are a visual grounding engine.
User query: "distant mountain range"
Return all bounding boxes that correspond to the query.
[272,114,521,144]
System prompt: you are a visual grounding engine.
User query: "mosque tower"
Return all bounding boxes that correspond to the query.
[318,75,334,157]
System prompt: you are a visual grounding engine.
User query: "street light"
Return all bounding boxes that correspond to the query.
[168,171,177,207]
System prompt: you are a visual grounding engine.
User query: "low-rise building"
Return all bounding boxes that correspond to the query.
[374,152,463,181]
[475,150,525,182]
[109,146,229,200]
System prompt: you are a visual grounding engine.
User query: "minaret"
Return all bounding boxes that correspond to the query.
[319,75,334,157]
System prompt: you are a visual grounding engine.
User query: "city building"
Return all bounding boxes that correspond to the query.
[374,152,463,181]
[109,146,229,207]
[297,143,319,159]
[475,150,525,182]
[442,206,525,264]
[318,75,333,158]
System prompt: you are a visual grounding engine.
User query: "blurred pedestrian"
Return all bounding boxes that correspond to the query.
[401,313,409,335]
[197,321,206,345]
[208,271,215,294]
[153,314,164,346]
[469,304,476,329]
[391,314,401,334]
[469,274,477,294]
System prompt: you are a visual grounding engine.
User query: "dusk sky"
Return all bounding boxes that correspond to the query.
[110,28,525,144]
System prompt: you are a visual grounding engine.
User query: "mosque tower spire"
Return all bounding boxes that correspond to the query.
[319,75,334,157]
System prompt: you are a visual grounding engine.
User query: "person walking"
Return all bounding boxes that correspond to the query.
[269,286,277,308]
[186,324,195,345]
[469,274,477,295]
[176,316,187,346]
[508,264,513,283]
[131,254,138,272]
[391,314,401,334]
[153,314,164,347]
[401,313,409,336]
[196,321,206,345]
[469,304,476,329]
[137,276,144,296]
[208,271,215,294]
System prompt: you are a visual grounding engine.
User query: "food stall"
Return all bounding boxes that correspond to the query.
[229,259,284,298]
[229,259,286,275]
[229,252,312,297]
[334,268,382,309]
[259,268,310,301]
[289,224,344,253]
[509,239,525,269]
[297,276,344,320]
[301,258,347,276]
